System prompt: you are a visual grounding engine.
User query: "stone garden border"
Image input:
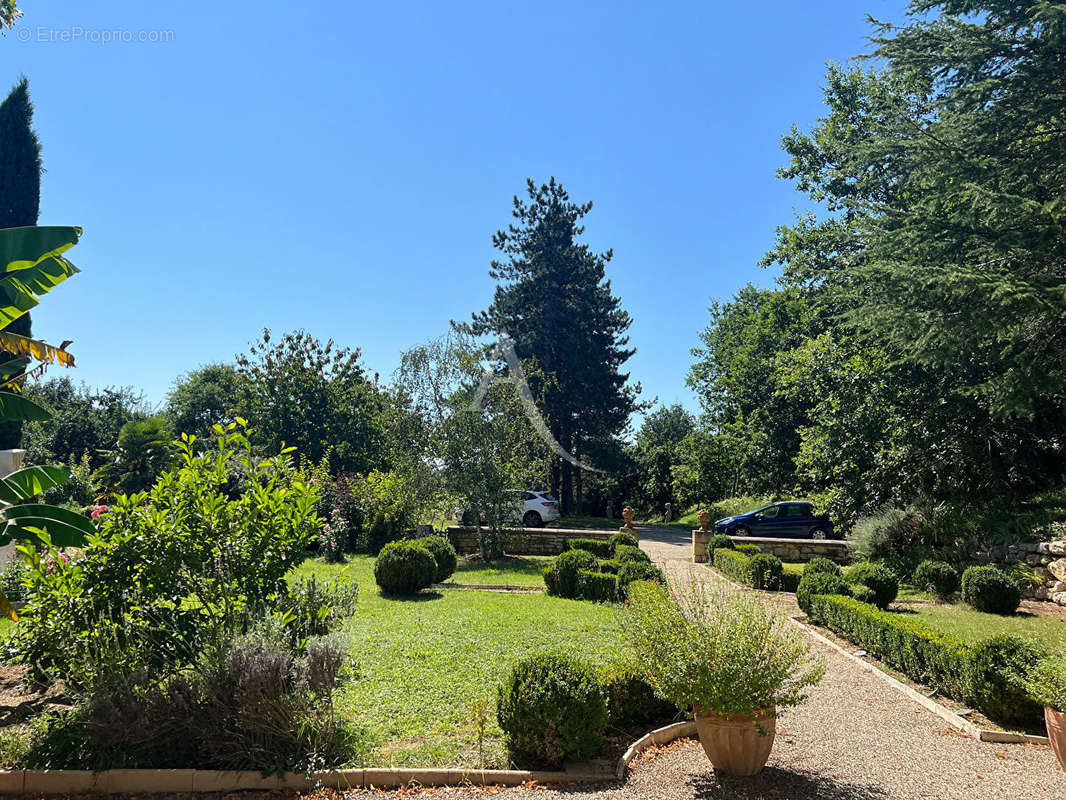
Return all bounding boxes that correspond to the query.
[0,721,702,794]
[615,720,697,780]
[0,765,615,794]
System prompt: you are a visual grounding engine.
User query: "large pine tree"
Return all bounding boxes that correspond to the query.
[464,178,640,513]
[0,77,42,449]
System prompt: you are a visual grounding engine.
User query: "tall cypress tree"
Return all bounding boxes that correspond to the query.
[0,77,43,449]
[463,178,640,513]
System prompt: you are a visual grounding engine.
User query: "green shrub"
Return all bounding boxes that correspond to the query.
[846,562,899,610]
[735,543,761,555]
[807,595,1043,725]
[796,571,851,615]
[546,549,598,598]
[781,571,801,593]
[596,559,620,575]
[0,556,29,604]
[616,561,666,598]
[542,565,557,595]
[807,594,972,701]
[967,635,1043,724]
[1027,655,1066,712]
[961,566,1021,614]
[598,663,679,728]
[621,580,823,720]
[747,553,783,591]
[614,545,650,564]
[848,584,877,605]
[496,653,608,768]
[851,506,922,561]
[912,560,960,600]
[708,534,735,555]
[566,538,613,558]
[608,532,639,552]
[577,570,619,603]
[713,547,752,584]
[23,625,357,772]
[373,541,437,596]
[418,535,458,583]
[12,424,319,684]
[284,576,359,641]
[803,557,841,577]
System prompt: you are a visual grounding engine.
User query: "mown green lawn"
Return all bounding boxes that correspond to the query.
[448,555,552,587]
[894,596,1066,650]
[291,555,628,768]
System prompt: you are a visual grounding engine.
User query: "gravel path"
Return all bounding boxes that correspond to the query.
[339,527,1066,800]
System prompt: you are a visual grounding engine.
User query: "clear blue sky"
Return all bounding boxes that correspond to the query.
[4,0,903,422]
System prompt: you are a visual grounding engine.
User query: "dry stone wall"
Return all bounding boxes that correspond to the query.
[445,526,614,556]
[991,539,1066,607]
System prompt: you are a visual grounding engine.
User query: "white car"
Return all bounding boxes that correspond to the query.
[508,490,560,527]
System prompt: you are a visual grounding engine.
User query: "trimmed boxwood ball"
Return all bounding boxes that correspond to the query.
[961,565,1021,615]
[849,584,877,605]
[803,557,841,578]
[546,549,599,598]
[796,570,851,615]
[709,534,735,554]
[614,544,650,564]
[566,538,613,558]
[734,543,761,555]
[577,570,618,602]
[912,559,960,600]
[615,561,666,598]
[598,663,679,728]
[747,553,783,590]
[609,532,639,552]
[496,652,608,768]
[374,541,437,595]
[417,535,458,583]
[967,635,1043,725]
[846,562,899,610]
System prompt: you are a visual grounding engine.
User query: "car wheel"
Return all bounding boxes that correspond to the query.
[523,510,543,528]
[810,528,828,540]
[733,525,751,537]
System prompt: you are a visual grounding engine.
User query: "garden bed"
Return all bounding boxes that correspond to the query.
[292,556,634,768]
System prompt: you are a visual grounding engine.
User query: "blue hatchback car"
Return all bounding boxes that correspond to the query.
[715,501,837,540]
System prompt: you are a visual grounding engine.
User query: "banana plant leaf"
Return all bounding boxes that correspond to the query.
[2,465,70,501]
[0,358,29,383]
[0,503,94,547]
[0,227,82,330]
[0,391,51,423]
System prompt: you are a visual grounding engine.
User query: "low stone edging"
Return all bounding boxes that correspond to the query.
[0,764,615,794]
[615,720,697,780]
[0,719,696,794]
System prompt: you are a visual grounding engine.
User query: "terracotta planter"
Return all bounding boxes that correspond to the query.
[694,707,776,776]
[1048,707,1066,771]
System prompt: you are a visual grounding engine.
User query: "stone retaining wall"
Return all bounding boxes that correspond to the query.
[987,539,1066,607]
[692,531,854,564]
[445,526,616,556]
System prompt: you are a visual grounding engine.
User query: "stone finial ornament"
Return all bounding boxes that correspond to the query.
[621,505,636,531]
[697,508,711,532]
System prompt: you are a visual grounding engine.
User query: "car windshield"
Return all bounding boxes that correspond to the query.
[750,505,775,515]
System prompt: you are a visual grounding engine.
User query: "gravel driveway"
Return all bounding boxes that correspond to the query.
[340,526,1066,800]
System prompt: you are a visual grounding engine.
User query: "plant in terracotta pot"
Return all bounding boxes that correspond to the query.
[622,579,824,776]
[1026,655,1066,770]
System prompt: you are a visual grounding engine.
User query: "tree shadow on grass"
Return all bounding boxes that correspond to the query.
[689,767,891,800]
[379,590,444,602]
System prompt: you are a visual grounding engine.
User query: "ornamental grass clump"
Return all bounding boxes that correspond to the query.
[622,580,824,720]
